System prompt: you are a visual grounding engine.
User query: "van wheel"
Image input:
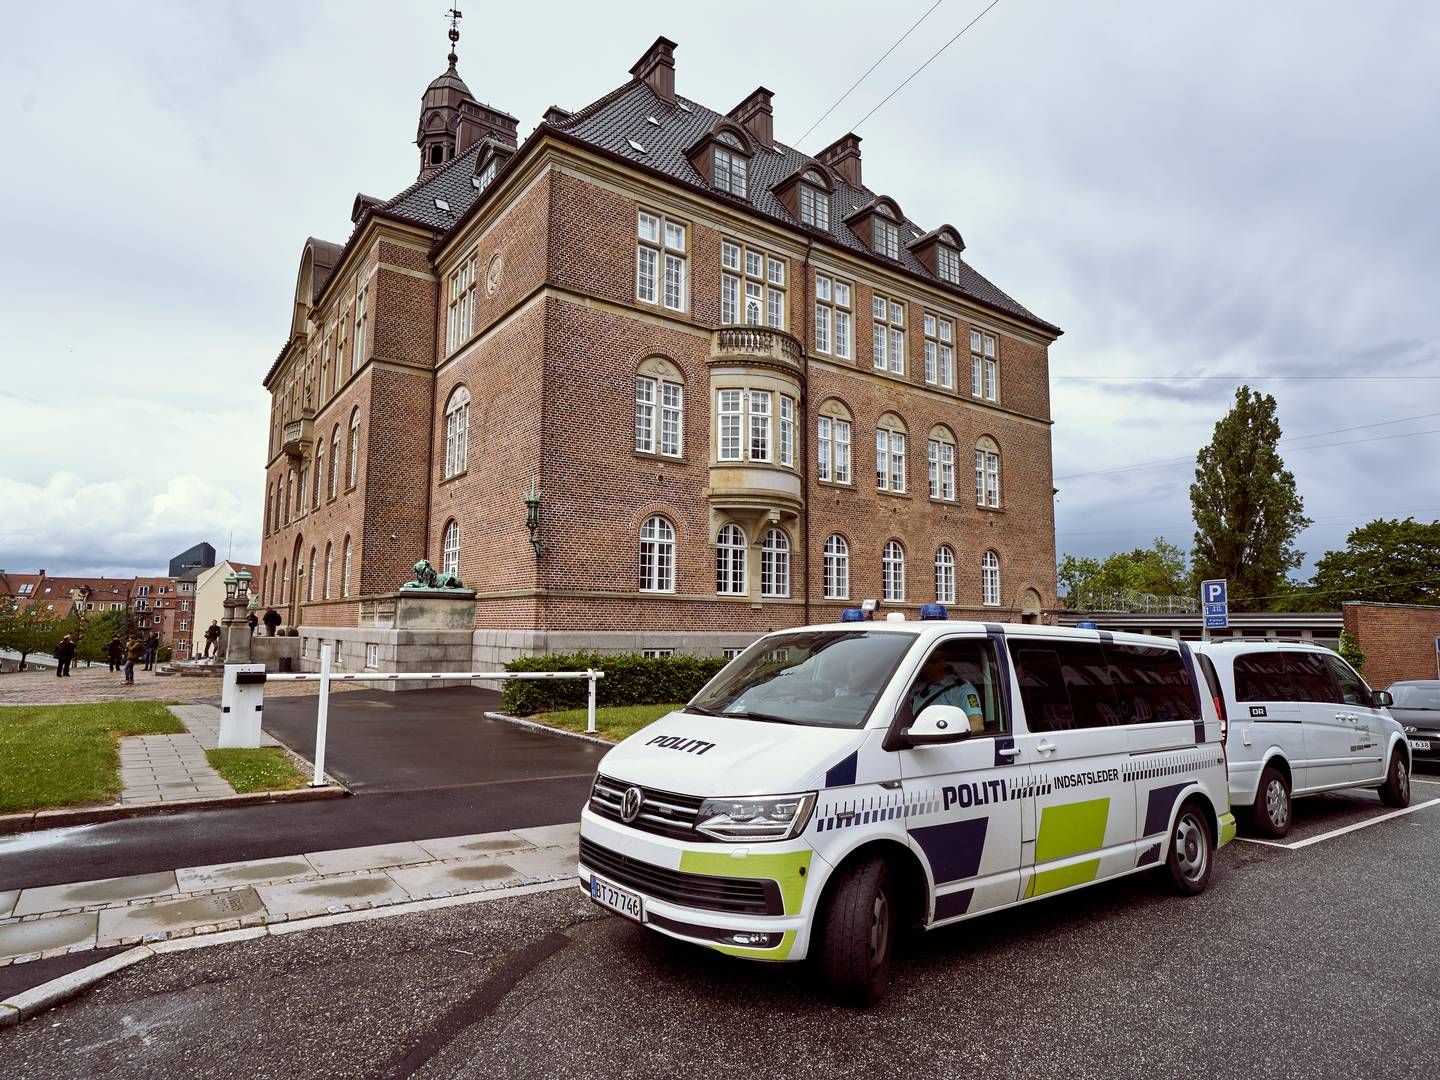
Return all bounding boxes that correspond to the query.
[1251,765,1292,838]
[819,858,893,1008]
[1163,800,1213,895]
[1378,749,1411,808]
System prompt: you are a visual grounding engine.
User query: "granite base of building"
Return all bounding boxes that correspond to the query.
[295,628,765,692]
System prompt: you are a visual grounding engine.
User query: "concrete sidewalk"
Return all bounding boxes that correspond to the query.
[0,823,578,968]
[117,704,292,805]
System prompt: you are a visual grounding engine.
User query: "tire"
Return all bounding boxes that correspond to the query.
[819,857,893,1008]
[1163,799,1213,895]
[1378,748,1411,808]
[1251,764,1292,838]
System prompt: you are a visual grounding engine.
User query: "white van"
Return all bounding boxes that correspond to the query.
[579,621,1234,1005]
[1195,639,1411,837]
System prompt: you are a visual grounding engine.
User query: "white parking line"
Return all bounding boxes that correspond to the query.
[1235,797,1440,851]
[1412,778,1440,786]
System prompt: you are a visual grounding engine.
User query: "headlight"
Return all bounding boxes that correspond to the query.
[696,792,816,842]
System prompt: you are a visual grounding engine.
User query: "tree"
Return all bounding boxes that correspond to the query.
[1337,629,1366,674]
[1190,386,1311,611]
[75,608,129,664]
[1305,518,1440,607]
[0,602,64,670]
[1058,538,1191,609]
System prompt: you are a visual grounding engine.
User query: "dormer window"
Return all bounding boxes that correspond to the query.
[476,159,497,191]
[936,245,961,284]
[713,144,748,198]
[872,215,900,260]
[799,171,830,229]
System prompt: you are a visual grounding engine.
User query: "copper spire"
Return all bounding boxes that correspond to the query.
[446,8,462,68]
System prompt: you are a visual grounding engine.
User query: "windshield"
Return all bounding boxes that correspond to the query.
[689,630,917,729]
[1389,684,1440,710]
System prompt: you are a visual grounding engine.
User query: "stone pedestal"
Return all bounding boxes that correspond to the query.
[301,589,478,692]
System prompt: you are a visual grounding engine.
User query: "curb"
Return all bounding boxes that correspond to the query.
[0,785,348,836]
[0,878,578,1027]
[483,711,614,747]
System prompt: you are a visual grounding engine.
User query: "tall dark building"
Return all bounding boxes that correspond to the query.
[168,542,216,579]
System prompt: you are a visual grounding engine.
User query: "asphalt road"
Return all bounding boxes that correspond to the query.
[5,781,1438,1079]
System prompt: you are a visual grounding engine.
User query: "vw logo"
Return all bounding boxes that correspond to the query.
[621,786,645,823]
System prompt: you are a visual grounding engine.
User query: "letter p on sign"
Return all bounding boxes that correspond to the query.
[1203,580,1227,606]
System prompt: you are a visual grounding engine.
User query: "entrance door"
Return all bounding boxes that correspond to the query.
[896,635,1025,922]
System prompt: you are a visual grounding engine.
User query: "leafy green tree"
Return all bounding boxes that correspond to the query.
[1058,539,1191,609]
[1190,386,1311,611]
[1306,518,1440,607]
[75,608,129,664]
[0,602,64,670]
[1337,629,1366,674]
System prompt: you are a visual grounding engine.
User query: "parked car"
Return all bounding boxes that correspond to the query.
[1386,680,1440,766]
[1195,640,1411,838]
[580,619,1234,1006]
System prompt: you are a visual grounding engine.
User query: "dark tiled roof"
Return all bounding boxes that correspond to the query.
[552,80,1057,333]
[381,140,487,230]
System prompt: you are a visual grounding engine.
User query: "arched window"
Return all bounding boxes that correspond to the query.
[982,550,1001,607]
[817,399,853,485]
[285,471,294,524]
[935,545,956,604]
[634,357,684,457]
[324,543,333,599]
[927,427,956,501]
[264,482,273,535]
[442,520,461,579]
[329,426,340,498]
[760,528,790,598]
[975,436,1001,508]
[342,537,353,597]
[307,547,317,602]
[639,516,676,593]
[715,523,747,595]
[313,440,324,510]
[281,558,289,604]
[444,386,470,478]
[823,534,849,600]
[348,408,360,489]
[261,565,268,604]
[876,413,907,493]
[883,540,906,602]
[297,464,308,515]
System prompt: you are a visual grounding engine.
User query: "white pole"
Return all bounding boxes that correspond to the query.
[311,643,332,787]
[586,669,598,734]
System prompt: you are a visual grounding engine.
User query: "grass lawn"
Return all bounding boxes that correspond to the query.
[534,702,680,742]
[205,748,309,794]
[0,701,184,813]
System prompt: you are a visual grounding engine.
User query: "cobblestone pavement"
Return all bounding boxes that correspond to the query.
[0,665,359,707]
[114,705,289,806]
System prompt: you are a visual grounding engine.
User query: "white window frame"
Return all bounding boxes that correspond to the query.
[779,395,795,468]
[443,386,470,479]
[442,520,460,579]
[634,376,656,454]
[748,390,772,462]
[721,240,784,329]
[713,147,748,198]
[882,540,906,603]
[342,538,353,597]
[935,546,956,604]
[799,183,830,230]
[348,410,360,488]
[971,329,998,401]
[924,313,955,389]
[872,295,905,374]
[639,516,676,593]
[717,389,743,461]
[823,534,850,600]
[937,245,961,285]
[928,437,955,501]
[760,528,790,598]
[976,441,1001,508]
[814,274,852,359]
[715,523,747,596]
[982,550,1002,607]
[876,424,906,493]
[873,216,900,259]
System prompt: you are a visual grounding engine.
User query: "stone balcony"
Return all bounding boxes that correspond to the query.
[709,326,804,376]
[281,413,314,459]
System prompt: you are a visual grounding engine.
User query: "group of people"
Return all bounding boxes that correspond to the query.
[48,609,288,683]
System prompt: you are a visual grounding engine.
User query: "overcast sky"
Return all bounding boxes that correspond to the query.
[3,1,1438,585]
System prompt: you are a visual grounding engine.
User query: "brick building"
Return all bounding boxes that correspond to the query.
[258,34,1062,660]
[1343,602,1440,688]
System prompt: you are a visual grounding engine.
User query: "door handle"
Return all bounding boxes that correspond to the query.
[1035,740,1057,754]
[997,747,1021,759]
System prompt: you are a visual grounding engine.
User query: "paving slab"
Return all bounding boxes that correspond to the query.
[0,912,98,962]
[503,846,579,882]
[175,855,318,893]
[512,823,581,850]
[11,871,178,918]
[386,858,526,899]
[414,831,536,861]
[257,873,411,915]
[304,841,432,876]
[97,889,264,943]
[0,890,17,919]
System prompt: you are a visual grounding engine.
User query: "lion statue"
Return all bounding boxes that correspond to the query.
[400,559,464,590]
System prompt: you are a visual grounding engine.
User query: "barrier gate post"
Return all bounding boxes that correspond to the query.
[310,643,333,787]
[587,669,598,734]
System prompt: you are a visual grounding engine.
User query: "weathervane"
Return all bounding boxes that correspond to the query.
[447,8,463,66]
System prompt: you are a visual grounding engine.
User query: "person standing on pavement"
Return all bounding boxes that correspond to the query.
[106,635,124,673]
[144,631,161,670]
[124,637,142,684]
[246,611,259,635]
[54,634,77,677]
[263,607,282,636]
[203,620,221,658]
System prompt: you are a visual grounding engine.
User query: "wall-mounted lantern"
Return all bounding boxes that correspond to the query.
[524,477,543,557]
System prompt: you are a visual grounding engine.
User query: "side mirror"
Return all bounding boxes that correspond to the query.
[1373,690,1393,708]
[904,704,974,746]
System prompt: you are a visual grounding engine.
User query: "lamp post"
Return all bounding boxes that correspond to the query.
[524,478,542,557]
[219,571,251,664]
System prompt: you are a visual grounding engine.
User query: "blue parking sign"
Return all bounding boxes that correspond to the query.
[1201,580,1227,606]
[1205,615,1228,629]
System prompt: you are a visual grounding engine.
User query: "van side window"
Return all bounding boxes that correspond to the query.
[1233,651,1338,704]
[1012,641,1118,731]
[1324,655,1372,707]
[1105,644,1201,725]
[903,638,1007,736]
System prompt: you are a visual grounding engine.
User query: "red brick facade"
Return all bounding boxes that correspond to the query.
[1343,602,1440,688]
[259,45,1061,642]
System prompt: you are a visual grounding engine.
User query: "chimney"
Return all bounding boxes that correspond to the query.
[542,105,574,127]
[727,87,774,149]
[816,132,862,188]
[629,36,678,105]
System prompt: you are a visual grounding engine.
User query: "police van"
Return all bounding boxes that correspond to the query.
[578,617,1235,1005]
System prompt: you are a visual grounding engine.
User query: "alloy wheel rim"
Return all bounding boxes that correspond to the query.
[869,891,890,970]
[1175,813,1208,881]
[1397,759,1409,802]
[1266,779,1288,828]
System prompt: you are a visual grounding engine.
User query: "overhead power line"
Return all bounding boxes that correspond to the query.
[1238,574,1440,605]
[796,0,948,148]
[851,0,1006,133]
[1057,507,1440,539]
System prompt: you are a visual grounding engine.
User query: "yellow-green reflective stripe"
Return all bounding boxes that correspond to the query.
[1218,812,1237,847]
[677,849,813,916]
[1034,797,1110,863]
[710,929,797,960]
[1026,858,1101,898]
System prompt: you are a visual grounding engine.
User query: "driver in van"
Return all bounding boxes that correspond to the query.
[910,652,986,732]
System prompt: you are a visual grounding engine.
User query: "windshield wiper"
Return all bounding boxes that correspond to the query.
[722,710,803,725]
[683,704,725,717]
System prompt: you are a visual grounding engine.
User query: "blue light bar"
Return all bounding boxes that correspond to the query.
[919,604,947,621]
[840,608,865,622]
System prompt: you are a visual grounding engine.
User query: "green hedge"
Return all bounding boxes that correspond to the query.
[501,652,729,715]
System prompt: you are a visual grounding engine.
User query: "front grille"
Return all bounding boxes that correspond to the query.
[589,774,704,840]
[579,836,781,916]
